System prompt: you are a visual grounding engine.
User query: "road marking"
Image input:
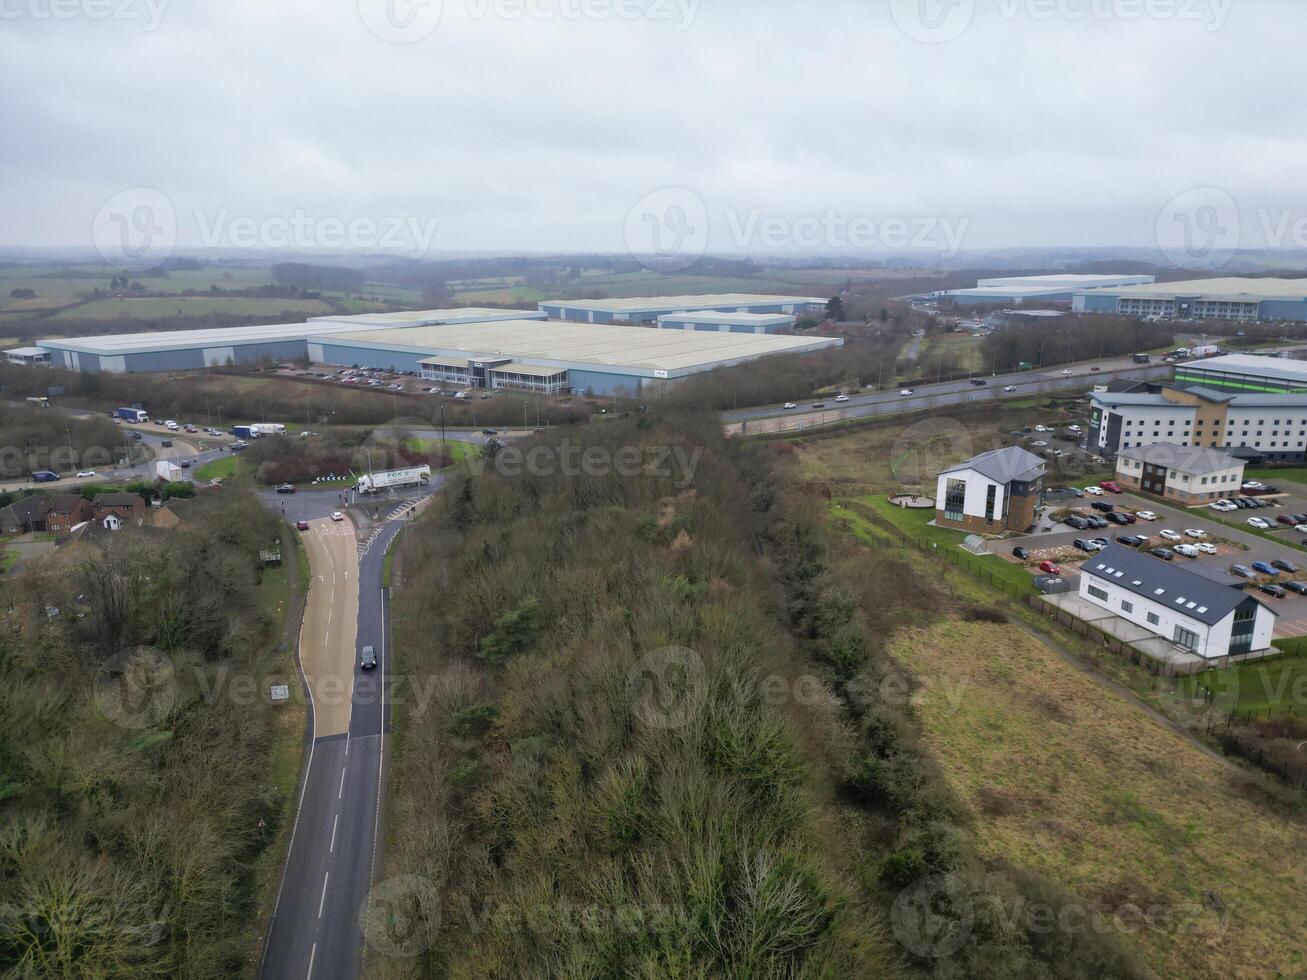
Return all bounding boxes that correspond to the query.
[307,942,316,980]
[330,814,338,853]
[318,872,330,919]
[339,767,346,798]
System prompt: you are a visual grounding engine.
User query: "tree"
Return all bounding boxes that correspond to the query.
[9,287,35,299]
[826,296,845,321]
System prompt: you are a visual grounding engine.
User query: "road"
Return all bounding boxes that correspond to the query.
[260,485,433,980]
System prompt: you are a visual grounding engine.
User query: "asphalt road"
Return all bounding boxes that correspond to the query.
[260,486,434,980]
[722,354,1170,427]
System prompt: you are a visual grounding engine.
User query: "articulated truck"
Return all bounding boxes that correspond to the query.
[355,465,432,495]
[230,423,287,439]
[115,407,149,423]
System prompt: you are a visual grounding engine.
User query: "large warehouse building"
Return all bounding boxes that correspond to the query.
[1174,353,1307,394]
[36,307,545,373]
[655,311,796,334]
[1073,278,1307,322]
[932,274,1155,307]
[537,294,825,325]
[306,319,843,396]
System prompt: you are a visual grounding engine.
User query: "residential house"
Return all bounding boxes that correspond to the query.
[935,446,1046,534]
[42,494,93,533]
[93,492,147,526]
[0,494,50,534]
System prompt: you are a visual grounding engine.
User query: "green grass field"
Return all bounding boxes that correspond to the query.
[401,437,482,466]
[1185,649,1307,718]
[195,455,241,482]
[66,296,336,320]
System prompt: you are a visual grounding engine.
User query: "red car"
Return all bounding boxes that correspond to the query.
[1038,560,1061,575]
[296,520,310,531]
[1099,481,1123,493]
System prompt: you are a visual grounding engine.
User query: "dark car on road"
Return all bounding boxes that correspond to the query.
[482,429,498,436]
[1012,546,1030,560]
[1086,515,1109,529]
[360,645,377,670]
[1150,547,1175,561]
[1091,501,1115,513]
[1273,558,1300,573]
[1260,583,1288,598]
[1105,512,1130,525]
[30,471,59,483]
[296,520,310,531]
[1285,581,1307,595]
[1230,564,1253,578]
[276,483,295,494]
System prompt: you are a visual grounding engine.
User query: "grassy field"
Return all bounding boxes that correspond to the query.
[1246,467,1307,485]
[1185,649,1307,718]
[195,455,241,482]
[891,618,1307,980]
[918,331,987,375]
[401,437,481,466]
[0,547,19,574]
[65,296,336,319]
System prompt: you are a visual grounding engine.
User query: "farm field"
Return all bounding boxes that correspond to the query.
[891,618,1307,980]
[62,296,337,319]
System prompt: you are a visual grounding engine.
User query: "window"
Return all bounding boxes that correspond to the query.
[1121,600,1133,613]
[985,484,997,523]
[1146,611,1159,625]
[1088,585,1108,601]
[1173,625,1200,652]
[944,478,966,522]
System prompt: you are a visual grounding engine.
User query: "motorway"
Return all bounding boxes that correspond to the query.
[260,485,433,980]
[722,353,1170,430]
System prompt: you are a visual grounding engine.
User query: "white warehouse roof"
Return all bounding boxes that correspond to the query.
[542,293,824,314]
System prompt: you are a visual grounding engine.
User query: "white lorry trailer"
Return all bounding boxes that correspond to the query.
[355,465,432,495]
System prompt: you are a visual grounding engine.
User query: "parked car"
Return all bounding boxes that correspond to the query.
[1074,538,1101,553]
[1251,561,1278,575]
[1276,514,1297,525]
[1117,535,1144,547]
[1284,581,1307,595]
[360,645,377,670]
[1183,528,1207,538]
[296,520,310,531]
[1086,515,1109,529]
[1159,529,1181,541]
[1230,564,1253,578]
[1234,497,1253,509]
[1247,517,1272,530]
[1260,583,1288,599]
[1209,499,1237,512]
[1105,512,1131,525]
[1090,537,1110,548]
[1117,512,1137,523]
[1091,501,1115,513]
[1242,481,1265,491]
[1295,525,1307,534]
[1135,511,1157,521]
[1038,560,1061,574]
[1196,542,1217,554]
[1150,548,1175,561]
[1099,481,1122,493]
[1065,515,1090,530]
[1273,558,1300,573]
[1084,486,1104,496]
[331,511,344,522]
[1012,546,1030,560]
[1174,544,1200,558]
[1032,440,1048,447]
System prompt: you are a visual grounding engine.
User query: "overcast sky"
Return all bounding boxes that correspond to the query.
[3,0,1305,262]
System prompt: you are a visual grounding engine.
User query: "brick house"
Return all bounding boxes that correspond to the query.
[43,494,94,533]
[935,447,1046,534]
[1114,443,1245,504]
[93,492,148,525]
[0,494,50,534]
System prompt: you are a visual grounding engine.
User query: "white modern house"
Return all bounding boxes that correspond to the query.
[1079,545,1276,661]
[934,446,1046,534]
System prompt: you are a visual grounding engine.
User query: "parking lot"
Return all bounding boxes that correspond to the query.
[990,486,1307,637]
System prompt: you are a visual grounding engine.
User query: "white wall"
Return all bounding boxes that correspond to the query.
[935,468,1006,522]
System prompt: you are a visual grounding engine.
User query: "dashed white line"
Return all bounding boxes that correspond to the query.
[338,767,346,798]
[318,872,330,919]
[330,813,339,853]
[307,942,316,980]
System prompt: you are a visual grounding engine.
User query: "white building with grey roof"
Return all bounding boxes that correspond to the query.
[1080,545,1275,661]
[1113,443,1245,504]
[934,446,1046,534]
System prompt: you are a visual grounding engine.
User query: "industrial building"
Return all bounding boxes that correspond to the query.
[3,347,52,366]
[655,311,795,334]
[1089,382,1307,462]
[1173,353,1307,394]
[34,308,545,373]
[932,274,1155,307]
[1073,278,1307,322]
[1079,545,1275,661]
[306,319,843,396]
[537,294,825,325]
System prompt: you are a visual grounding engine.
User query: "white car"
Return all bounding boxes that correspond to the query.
[1247,517,1272,530]
[1061,369,1072,376]
[1135,511,1157,521]
[1209,499,1237,512]
[1032,440,1048,447]
[783,402,797,410]
[331,511,345,522]
[76,470,97,478]
[1242,481,1265,490]
[1003,385,1017,392]
[1034,425,1049,432]
[1068,424,1082,433]
[835,395,850,403]
[1184,529,1207,539]
[1084,486,1105,496]
[1173,544,1200,558]
[164,420,179,430]
[1196,543,1218,554]
[1295,524,1307,534]
[1159,529,1181,541]
[899,389,914,396]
